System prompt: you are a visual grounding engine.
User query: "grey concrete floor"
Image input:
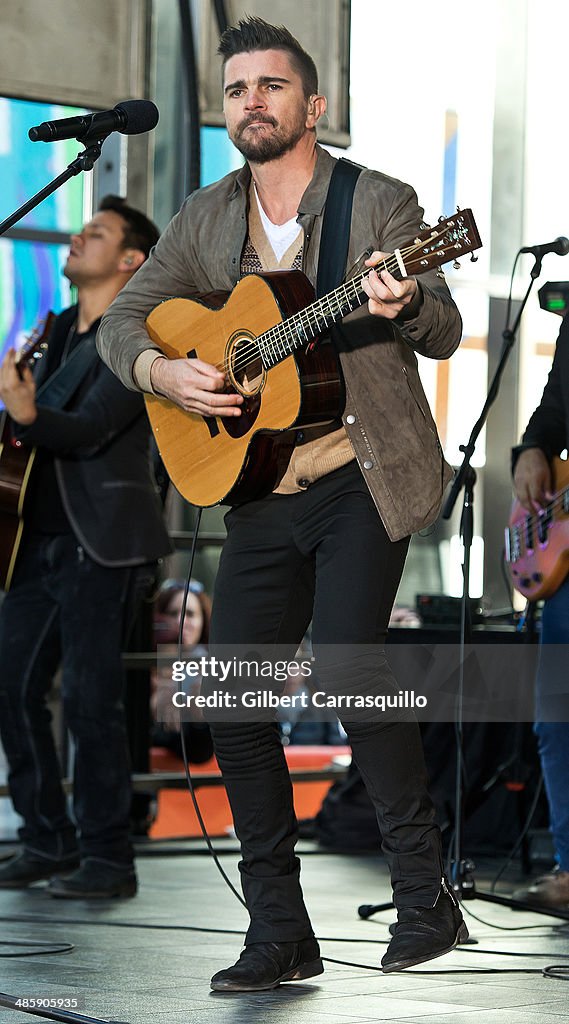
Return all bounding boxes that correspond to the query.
[0,842,569,1024]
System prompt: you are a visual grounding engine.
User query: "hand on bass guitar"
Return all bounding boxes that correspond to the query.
[506,454,569,600]
[513,447,554,511]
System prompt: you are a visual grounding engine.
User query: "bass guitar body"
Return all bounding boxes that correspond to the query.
[145,272,343,507]
[505,456,569,600]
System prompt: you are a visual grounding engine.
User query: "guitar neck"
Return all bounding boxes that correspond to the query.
[257,208,482,370]
[259,272,369,369]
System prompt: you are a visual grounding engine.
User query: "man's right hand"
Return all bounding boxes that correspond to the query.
[150,356,243,417]
[513,447,554,511]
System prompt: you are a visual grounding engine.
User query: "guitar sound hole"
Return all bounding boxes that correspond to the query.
[228,334,265,397]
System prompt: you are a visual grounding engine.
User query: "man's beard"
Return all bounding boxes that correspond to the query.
[231,113,306,165]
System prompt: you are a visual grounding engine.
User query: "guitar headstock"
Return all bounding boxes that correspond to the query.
[15,311,55,375]
[400,208,482,278]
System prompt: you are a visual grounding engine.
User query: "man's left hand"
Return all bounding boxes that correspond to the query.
[362,251,418,319]
[0,349,38,425]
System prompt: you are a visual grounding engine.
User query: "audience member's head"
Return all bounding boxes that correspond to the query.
[153,578,211,648]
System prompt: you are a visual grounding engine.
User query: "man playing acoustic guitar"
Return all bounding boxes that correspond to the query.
[511,311,569,911]
[98,17,467,988]
[0,197,170,898]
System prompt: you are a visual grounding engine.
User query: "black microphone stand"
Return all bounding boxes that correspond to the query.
[434,252,569,918]
[0,139,105,238]
[358,252,569,924]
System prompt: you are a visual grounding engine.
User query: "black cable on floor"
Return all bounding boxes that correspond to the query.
[0,940,73,958]
[460,899,569,933]
[2,913,569,963]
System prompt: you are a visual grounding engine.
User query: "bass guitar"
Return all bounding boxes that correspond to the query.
[0,313,54,590]
[505,456,569,600]
[144,209,481,507]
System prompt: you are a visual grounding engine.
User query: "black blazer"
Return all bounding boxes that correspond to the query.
[512,313,569,471]
[17,306,171,567]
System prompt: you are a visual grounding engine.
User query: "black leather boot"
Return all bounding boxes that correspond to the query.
[47,858,137,899]
[0,851,79,888]
[381,878,468,972]
[210,938,323,992]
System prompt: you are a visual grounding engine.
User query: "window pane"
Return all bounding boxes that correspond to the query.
[0,98,86,233]
[0,237,72,366]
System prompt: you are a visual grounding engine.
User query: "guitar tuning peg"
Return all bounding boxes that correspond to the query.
[453,260,461,270]
[470,254,478,263]
[438,215,446,223]
[419,222,428,230]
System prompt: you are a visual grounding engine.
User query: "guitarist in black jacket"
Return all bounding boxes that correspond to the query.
[511,312,569,910]
[0,196,170,898]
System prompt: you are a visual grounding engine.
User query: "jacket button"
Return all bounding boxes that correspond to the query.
[363,460,373,470]
[346,414,356,424]
[298,478,310,488]
[296,430,305,443]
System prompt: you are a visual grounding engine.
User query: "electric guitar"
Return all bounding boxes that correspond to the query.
[144,209,482,507]
[0,313,54,591]
[505,456,569,600]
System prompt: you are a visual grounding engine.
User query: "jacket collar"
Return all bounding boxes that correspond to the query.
[228,144,336,216]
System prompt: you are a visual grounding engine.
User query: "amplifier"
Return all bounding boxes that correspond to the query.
[415,593,482,625]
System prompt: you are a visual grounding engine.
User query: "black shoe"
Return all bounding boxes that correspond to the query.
[381,879,468,972]
[0,851,79,889]
[210,938,324,992]
[46,859,137,899]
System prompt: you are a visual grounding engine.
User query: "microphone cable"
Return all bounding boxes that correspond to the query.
[172,504,247,909]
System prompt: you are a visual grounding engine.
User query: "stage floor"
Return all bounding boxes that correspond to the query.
[0,843,568,1024]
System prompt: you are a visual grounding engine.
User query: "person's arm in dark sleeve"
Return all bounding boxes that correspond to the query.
[512,315,568,475]
[15,364,146,456]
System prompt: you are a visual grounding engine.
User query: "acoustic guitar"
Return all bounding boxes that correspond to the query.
[0,313,54,591]
[144,209,482,507]
[505,456,569,600]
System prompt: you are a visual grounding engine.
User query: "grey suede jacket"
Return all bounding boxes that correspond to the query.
[97,146,462,541]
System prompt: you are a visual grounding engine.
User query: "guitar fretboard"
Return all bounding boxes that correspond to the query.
[257,256,392,370]
[225,208,480,379]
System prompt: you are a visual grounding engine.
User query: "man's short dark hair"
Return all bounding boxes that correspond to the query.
[217,16,318,99]
[98,195,160,258]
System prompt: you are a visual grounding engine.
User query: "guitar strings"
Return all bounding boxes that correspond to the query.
[225,246,411,375]
[215,258,380,377]
[215,242,420,380]
[509,488,569,551]
[210,216,468,381]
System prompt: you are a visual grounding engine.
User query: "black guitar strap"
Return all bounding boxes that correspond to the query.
[35,332,99,410]
[316,157,364,299]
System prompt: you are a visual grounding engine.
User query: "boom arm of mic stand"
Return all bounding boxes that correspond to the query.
[0,141,105,238]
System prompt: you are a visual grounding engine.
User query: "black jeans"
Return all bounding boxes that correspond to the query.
[208,462,443,943]
[0,533,153,866]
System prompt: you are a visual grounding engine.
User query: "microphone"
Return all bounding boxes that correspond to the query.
[28,100,159,143]
[520,236,569,258]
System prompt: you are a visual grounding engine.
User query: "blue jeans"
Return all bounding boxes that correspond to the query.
[535,575,569,872]
[0,533,153,866]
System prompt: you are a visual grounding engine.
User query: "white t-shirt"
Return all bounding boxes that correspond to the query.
[253,185,301,263]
